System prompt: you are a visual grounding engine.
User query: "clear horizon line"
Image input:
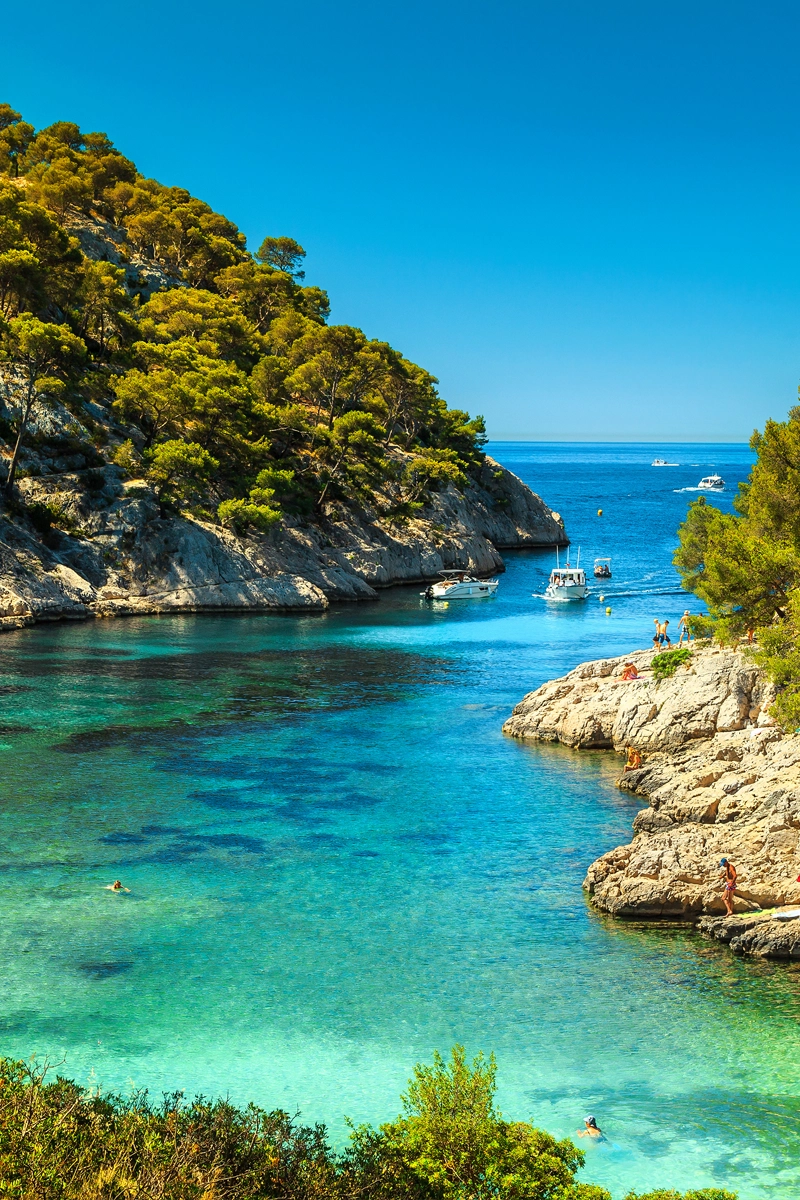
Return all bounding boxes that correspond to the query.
[485,434,751,444]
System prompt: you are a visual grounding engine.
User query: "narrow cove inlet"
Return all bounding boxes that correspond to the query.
[1,444,798,1199]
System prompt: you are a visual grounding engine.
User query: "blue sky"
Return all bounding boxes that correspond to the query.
[4,0,800,439]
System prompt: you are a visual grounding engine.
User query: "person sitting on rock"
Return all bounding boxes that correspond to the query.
[623,746,642,772]
[577,1115,604,1139]
[621,662,640,680]
[720,858,738,916]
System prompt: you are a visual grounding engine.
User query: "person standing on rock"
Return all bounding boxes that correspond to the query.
[720,858,738,916]
[653,618,671,648]
[677,610,693,645]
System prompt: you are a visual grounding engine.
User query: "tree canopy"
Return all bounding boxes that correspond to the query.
[0,102,488,528]
[674,404,800,726]
[0,1049,722,1199]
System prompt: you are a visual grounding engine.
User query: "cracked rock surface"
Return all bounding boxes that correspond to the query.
[0,457,565,631]
[503,645,800,959]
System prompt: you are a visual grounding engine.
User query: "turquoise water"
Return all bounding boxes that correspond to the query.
[2,442,800,1198]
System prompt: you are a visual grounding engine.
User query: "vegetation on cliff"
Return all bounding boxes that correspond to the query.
[0,1047,733,1200]
[674,403,800,726]
[0,103,487,528]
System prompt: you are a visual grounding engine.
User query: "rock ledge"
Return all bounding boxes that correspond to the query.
[504,645,800,959]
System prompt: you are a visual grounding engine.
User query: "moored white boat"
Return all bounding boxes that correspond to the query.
[422,571,499,599]
[544,567,589,601]
[652,458,679,466]
[698,474,725,490]
[542,548,589,601]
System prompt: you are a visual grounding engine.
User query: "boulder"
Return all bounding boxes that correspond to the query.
[503,645,800,959]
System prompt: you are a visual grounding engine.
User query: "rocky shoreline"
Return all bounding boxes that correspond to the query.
[503,644,800,960]
[0,452,565,632]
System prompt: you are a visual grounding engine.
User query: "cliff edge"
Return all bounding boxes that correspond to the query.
[503,645,800,959]
[0,448,565,630]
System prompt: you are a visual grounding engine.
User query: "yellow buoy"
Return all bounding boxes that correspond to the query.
[599,594,604,603]
[606,606,612,614]
[597,508,603,516]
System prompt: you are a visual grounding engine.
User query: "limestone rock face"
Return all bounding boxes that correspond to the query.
[0,457,565,630]
[503,645,800,959]
[502,646,775,750]
[697,912,800,959]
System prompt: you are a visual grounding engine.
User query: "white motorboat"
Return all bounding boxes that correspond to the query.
[652,458,679,466]
[422,570,498,599]
[698,474,725,490]
[543,548,589,601]
[593,557,612,579]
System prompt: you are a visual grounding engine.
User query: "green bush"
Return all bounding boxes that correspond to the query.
[218,497,281,533]
[624,1190,737,1200]
[651,648,693,680]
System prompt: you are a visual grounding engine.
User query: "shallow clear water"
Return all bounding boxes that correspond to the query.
[2,442,799,1199]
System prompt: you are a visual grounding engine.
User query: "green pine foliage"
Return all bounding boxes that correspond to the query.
[674,404,800,728]
[0,1049,725,1199]
[650,648,693,680]
[0,103,487,518]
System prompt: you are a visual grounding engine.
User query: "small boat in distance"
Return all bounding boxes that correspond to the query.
[652,458,679,466]
[698,474,725,490]
[422,570,498,600]
[543,548,589,602]
[593,557,612,579]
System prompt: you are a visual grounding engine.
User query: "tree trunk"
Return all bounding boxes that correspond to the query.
[4,388,35,496]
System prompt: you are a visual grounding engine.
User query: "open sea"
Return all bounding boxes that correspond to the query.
[2,441,800,1199]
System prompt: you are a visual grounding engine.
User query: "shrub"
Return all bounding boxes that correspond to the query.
[624,1190,737,1200]
[651,648,693,680]
[218,497,281,533]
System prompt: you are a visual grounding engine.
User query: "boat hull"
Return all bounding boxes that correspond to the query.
[427,580,498,599]
[544,584,589,602]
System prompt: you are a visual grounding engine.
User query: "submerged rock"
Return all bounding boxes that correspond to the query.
[503,645,800,959]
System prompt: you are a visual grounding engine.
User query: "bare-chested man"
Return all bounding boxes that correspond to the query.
[719,858,737,916]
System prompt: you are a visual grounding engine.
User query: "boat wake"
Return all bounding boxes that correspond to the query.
[674,486,725,494]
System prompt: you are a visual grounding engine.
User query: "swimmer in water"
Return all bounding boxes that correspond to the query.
[577,1115,603,1139]
[104,880,130,893]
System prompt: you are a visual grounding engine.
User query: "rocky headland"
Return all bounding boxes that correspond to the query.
[0,439,564,631]
[503,645,800,959]
[0,200,566,631]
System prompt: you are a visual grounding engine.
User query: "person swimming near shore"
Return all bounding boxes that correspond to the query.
[720,858,737,916]
[104,880,130,893]
[577,1115,604,1139]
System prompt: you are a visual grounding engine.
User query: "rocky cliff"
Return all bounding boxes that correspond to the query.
[0,443,565,630]
[503,645,800,959]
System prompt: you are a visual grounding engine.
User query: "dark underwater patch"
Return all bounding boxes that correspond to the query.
[190,789,267,811]
[99,832,148,845]
[190,833,266,853]
[0,724,35,734]
[78,961,134,979]
[140,824,188,836]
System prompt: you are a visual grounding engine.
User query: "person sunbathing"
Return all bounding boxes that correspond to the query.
[623,746,642,772]
[621,662,640,680]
